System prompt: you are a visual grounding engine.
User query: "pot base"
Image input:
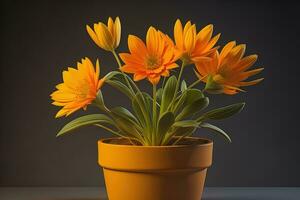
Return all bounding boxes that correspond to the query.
[103,168,207,200]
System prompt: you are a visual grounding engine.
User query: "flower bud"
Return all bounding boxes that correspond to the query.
[86,17,121,51]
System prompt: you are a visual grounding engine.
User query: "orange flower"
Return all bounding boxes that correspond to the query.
[195,41,264,95]
[86,17,121,51]
[174,19,220,64]
[51,58,105,117]
[119,27,179,85]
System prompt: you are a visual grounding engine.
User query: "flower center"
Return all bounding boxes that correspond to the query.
[146,56,161,70]
[74,80,90,100]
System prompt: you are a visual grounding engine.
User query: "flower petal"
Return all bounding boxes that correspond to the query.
[183,21,192,37]
[128,35,147,60]
[220,41,236,61]
[146,26,158,54]
[239,68,264,80]
[107,17,115,38]
[86,25,101,47]
[120,64,141,73]
[174,19,184,49]
[235,55,258,71]
[114,17,121,47]
[134,73,147,81]
[184,25,196,52]
[196,24,213,47]
[203,33,221,52]
[94,23,114,51]
[148,75,160,85]
[239,78,264,86]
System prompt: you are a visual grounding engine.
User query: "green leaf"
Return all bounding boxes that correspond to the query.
[106,79,134,99]
[161,126,196,145]
[160,76,177,114]
[173,120,199,127]
[57,114,114,137]
[172,90,188,114]
[132,99,145,126]
[181,80,187,92]
[110,107,140,126]
[173,126,196,136]
[157,112,175,138]
[110,107,143,139]
[173,89,205,113]
[200,122,232,142]
[103,71,121,80]
[142,92,153,111]
[184,89,204,106]
[198,102,245,121]
[172,88,206,116]
[93,91,105,108]
[176,97,209,121]
[161,120,199,144]
[104,71,139,98]
[156,88,163,104]
[132,93,148,127]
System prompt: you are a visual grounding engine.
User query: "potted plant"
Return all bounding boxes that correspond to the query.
[51,17,263,200]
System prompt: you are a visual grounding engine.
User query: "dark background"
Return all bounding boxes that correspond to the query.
[1,0,300,187]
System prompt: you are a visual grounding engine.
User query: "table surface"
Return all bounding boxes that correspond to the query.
[0,187,299,200]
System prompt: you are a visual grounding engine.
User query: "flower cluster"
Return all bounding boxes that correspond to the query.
[51,17,263,146]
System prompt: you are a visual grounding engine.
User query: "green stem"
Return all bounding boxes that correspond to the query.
[94,124,123,137]
[167,61,186,111]
[112,50,122,68]
[152,84,157,144]
[172,135,185,145]
[176,62,186,92]
[162,76,167,89]
[94,124,141,145]
[112,50,134,92]
[188,79,201,89]
[172,129,195,145]
[92,99,111,114]
[174,61,186,98]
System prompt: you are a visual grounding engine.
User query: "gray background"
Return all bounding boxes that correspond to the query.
[1,0,300,187]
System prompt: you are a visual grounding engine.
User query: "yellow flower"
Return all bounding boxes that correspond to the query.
[86,17,121,51]
[195,41,264,95]
[119,27,179,85]
[51,57,105,117]
[174,19,220,64]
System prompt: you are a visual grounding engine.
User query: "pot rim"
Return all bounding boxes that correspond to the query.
[98,136,213,170]
[98,136,213,148]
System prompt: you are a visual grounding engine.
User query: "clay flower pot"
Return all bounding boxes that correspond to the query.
[98,137,213,200]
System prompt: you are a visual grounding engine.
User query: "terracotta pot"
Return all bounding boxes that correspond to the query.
[98,137,213,200]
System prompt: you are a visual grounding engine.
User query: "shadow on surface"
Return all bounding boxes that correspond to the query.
[204,198,258,200]
[47,198,107,200]
[51,198,255,200]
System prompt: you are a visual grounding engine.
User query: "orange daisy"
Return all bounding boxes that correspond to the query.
[119,27,179,85]
[51,57,105,117]
[174,19,220,64]
[195,41,264,95]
